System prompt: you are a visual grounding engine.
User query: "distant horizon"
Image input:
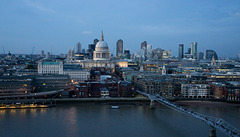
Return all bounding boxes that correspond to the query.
[1,0,240,57]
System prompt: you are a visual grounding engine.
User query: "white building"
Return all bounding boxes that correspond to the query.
[63,64,90,83]
[38,60,63,74]
[181,84,210,98]
[38,60,90,83]
[93,31,110,60]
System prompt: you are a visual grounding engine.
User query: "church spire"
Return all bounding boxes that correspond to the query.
[101,31,104,41]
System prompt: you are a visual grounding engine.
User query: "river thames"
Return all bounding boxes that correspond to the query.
[0,101,239,137]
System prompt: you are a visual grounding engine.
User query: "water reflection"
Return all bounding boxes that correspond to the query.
[0,102,239,137]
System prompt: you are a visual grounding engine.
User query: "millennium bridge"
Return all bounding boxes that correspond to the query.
[136,90,240,137]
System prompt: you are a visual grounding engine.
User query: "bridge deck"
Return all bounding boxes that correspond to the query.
[136,90,240,137]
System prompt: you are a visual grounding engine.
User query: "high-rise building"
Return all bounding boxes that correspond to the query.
[124,50,130,59]
[187,48,191,54]
[82,49,85,54]
[141,41,147,49]
[46,52,51,59]
[178,44,184,59]
[87,44,95,59]
[198,52,204,60]
[41,50,44,57]
[116,39,123,56]
[141,41,147,60]
[94,39,99,46]
[191,42,197,59]
[147,45,152,60]
[152,48,163,60]
[206,50,218,60]
[76,42,81,53]
[163,50,172,59]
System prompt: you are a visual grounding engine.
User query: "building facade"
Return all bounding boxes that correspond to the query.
[93,32,110,60]
[181,84,210,98]
[191,42,197,59]
[38,59,63,74]
[76,42,81,53]
[179,44,184,59]
[206,50,218,60]
[116,39,123,56]
[63,64,90,83]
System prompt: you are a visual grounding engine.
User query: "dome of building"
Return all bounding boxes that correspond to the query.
[93,31,111,60]
[95,41,108,49]
[95,31,109,51]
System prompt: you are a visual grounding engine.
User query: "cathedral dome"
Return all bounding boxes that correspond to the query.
[93,31,111,61]
[96,41,108,48]
[95,31,109,51]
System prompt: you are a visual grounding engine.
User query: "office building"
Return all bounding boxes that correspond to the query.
[206,50,218,60]
[38,59,63,74]
[178,44,184,59]
[191,42,197,59]
[141,41,147,60]
[63,64,90,83]
[147,45,152,60]
[76,42,81,53]
[116,39,123,56]
[198,52,204,60]
[162,50,172,59]
[46,52,51,59]
[41,50,44,57]
[94,39,99,46]
[124,50,130,59]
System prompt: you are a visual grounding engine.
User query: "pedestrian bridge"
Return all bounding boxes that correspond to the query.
[136,90,240,137]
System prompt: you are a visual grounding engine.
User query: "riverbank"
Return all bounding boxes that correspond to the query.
[53,97,150,103]
[175,100,240,108]
[0,104,50,109]
[0,97,239,109]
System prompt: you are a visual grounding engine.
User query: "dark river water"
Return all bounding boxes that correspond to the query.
[0,101,239,137]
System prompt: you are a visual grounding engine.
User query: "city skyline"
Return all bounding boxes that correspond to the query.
[0,0,240,57]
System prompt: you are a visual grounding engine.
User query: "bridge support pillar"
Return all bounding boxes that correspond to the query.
[209,126,216,137]
[150,100,155,109]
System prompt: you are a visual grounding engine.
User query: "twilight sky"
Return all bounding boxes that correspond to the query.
[0,0,240,57]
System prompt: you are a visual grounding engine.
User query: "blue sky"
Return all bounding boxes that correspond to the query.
[0,0,240,57]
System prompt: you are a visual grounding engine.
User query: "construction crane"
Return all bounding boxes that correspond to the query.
[31,46,35,61]
[2,45,5,54]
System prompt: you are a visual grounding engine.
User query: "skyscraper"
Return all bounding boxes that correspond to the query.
[76,42,82,53]
[41,50,44,57]
[198,52,204,60]
[206,50,218,60]
[141,41,147,60]
[94,39,99,46]
[178,44,184,59]
[116,39,123,56]
[141,41,147,49]
[147,45,152,60]
[124,50,130,59]
[191,42,197,59]
[46,52,51,59]
[152,48,163,60]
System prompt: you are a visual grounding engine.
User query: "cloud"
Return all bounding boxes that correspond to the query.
[82,30,92,35]
[136,24,200,35]
[23,0,55,13]
[231,12,240,17]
